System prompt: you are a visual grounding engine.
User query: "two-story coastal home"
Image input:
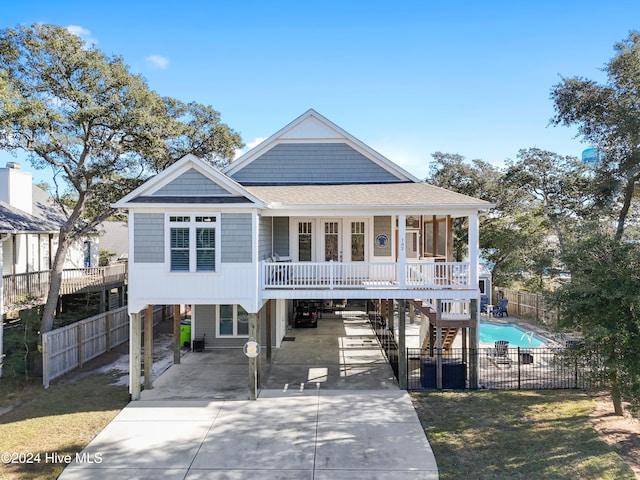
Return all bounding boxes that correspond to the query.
[115,109,493,399]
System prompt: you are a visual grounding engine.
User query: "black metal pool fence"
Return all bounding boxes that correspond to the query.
[405,346,606,391]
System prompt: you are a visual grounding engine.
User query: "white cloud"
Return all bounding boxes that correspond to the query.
[234,137,266,159]
[145,55,170,69]
[247,137,266,149]
[66,25,97,46]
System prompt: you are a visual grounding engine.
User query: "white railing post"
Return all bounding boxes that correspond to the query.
[398,214,407,289]
[329,260,334,289]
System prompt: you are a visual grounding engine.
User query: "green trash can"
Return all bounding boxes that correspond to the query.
[180,319,191,348]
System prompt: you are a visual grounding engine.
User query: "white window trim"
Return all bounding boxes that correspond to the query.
[215,304,250,337]
[165,213,221,273]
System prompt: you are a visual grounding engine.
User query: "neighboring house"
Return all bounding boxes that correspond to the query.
[0,162,99,276]
[98,221,129,262]
[114,109,493,399]
[0,162,101,314]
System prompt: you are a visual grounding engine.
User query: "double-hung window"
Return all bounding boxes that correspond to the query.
[169,215,218,272]
[218,304,249,337]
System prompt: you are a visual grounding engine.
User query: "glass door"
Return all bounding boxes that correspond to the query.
[324,221,340,261]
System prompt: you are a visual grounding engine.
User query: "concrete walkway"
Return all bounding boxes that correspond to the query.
[59,310,439,479]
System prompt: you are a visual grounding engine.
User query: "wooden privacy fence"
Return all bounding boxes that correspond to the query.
[42,305,171,388]
[496,287,559,327]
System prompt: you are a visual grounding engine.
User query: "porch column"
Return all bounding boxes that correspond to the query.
[248,312,260,400]
[469,299,479,389]
[435,300,442,390]
[130,311,142,400]
[468,213,479,291]
[398,299,407,389]
[144,304,154,391]
[398,214,407,289]
[387,299,394,332]
[173,304,181,365]
[266,300,272,363]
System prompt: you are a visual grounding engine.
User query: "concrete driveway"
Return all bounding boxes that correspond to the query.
[58,310,439,479]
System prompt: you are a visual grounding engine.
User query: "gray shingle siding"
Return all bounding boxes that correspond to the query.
[133,213,164,263]
[258,217,290,260]
[273,217,289,257]
[258,216,271,260]
[155,168,235,196]
[230,143,402,184]
[373,216,392,257]
[221,213,253,263]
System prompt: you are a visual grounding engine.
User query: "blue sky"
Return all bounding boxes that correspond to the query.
[2,0,639,184]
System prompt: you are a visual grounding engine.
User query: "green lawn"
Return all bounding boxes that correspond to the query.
[412,390,635,480]
[0,372,129,480]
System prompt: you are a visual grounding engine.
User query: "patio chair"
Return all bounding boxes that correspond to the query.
[492,298,509,317]
[486,340,512,365]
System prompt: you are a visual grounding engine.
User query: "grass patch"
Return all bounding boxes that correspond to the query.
[412,390,635,480]
[0,371,129,480]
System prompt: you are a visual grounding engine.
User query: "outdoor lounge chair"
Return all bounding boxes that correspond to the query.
[486,340,512,365]
[492,298,509,317]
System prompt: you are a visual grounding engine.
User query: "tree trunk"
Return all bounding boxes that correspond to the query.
[615,175,638,241]
[610,371,624,416]
[38,231,73,342]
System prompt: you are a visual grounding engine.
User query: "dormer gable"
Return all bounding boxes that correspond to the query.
[113,154,265,208]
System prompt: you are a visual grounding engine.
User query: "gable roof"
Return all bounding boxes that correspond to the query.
[113,154,266,208]
[0,186,66,233]
[223,109,420,184]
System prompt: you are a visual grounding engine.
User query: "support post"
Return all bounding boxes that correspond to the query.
[462,326,468,372]
[266,300,272,363]
[469,299,479,389]
[387,299,395,332]
[436,300,442,390]
[130,311,142,400]
[398,214,407,289]
[144,304,153,391]
[173,304,181,365]
[380,299,387,325]
[248,312,260,400]
[398,299,407,389]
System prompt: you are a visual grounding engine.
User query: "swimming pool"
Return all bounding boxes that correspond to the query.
[480,322,546,347]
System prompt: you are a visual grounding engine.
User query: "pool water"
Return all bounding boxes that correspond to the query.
[480,322,546,347]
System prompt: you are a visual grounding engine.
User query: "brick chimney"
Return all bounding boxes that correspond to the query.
[0,162,33,214]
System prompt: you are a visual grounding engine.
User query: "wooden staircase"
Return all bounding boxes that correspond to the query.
[409,299,460,351]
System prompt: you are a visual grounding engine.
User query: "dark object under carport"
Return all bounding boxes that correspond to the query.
[421,358,466,389]
[193,334,205,352]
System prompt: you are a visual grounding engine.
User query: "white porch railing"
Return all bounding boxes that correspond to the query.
[440,300,471,319]
[262,260,471,290]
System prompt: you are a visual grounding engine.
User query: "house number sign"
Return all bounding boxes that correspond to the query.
[243,339,261,358]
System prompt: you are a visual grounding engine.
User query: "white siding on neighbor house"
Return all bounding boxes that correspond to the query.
[229,143,404,184]
[133,213,164,263]
[154,168,237,196]
[221,213,253,263]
